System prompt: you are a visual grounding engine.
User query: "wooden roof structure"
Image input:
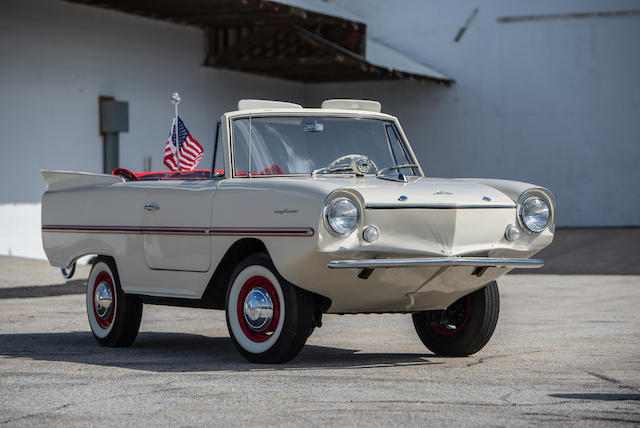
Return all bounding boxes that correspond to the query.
[65,0,453,85]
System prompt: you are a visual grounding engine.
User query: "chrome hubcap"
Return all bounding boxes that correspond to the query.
[94,281,113,319]
[243,287,274,331]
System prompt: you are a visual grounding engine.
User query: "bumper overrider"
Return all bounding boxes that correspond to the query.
[327,257,543,269]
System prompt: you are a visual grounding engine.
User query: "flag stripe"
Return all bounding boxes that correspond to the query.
[182,151,196,159]
[181,151,197,161]
[164,118,203,171]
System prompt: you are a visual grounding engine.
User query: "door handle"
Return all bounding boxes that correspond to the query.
[144,204,159,211]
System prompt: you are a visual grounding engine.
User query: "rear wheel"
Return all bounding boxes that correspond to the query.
[412,281,500,356]
[87,258,142,347]
[225,253,314,363]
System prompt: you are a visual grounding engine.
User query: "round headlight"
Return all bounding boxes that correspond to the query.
[520,197,550,233]
[326,198,360,236]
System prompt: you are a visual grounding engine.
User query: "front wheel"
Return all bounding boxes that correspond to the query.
[412,281,500,356]
[225,253,314,364]
[87,258,142,347]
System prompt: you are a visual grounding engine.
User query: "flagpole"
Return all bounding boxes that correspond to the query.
[170,92,181,170]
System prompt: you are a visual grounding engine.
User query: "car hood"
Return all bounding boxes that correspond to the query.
[219,175,517,208]
[334,176,515,208]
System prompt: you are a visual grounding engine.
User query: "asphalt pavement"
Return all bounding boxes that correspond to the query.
[0,256,639,426]
[511,227,640,275]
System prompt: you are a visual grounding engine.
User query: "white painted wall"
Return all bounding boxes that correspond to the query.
[0,0,306,258]
[0,203,46,259]
[1,0,638,259]
[0,0,305,205]
[304,0,640,226]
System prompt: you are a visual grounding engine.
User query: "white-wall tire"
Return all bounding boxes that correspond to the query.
[225,253,315,364]
[227,265,285,354]
[86,257,143,347]
[87,262,117,339]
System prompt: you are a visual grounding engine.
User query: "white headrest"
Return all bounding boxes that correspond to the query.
[321,99,381,112]
[238,99,303,110]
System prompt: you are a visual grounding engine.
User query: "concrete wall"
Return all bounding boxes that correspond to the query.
[0,0,307,258]
[304,0,640,226]
[1,0,638,258]
[0,0,305,205]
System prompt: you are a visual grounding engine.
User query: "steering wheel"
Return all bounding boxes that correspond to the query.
[326,154,378,175]
[327,154,366,168]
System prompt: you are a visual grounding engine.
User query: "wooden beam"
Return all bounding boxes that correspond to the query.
[209,26,280,65]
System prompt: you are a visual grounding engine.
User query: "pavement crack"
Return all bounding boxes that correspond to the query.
[585,370,639,391]
[586,370,621,384]
[0,386,183,424]
[466,350,545,367]
[1,401,77,424]
[522,412,640,424]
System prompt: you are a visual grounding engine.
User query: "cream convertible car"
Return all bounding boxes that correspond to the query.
[41,99,554,363]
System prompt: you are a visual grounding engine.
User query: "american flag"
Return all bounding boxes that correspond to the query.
[164,117,204,171]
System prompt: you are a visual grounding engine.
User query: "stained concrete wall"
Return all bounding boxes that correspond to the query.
[304,0,640,226]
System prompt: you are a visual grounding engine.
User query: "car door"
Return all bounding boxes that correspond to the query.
[142,180,217,272]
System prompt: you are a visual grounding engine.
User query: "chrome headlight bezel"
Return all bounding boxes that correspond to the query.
[516,189,554,234]
[324,197,360,236]
[520,197,550,233]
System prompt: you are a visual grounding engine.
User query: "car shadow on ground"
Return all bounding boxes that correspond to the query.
[548,393,640,402]
[0,281,85,299]
[0,331,441,372]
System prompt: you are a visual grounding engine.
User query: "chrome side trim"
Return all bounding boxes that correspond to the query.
[365,204,515,209]
[42,225,143,234]
[209,227,314,236]
[42,225,315,237]
[328,257,544,269]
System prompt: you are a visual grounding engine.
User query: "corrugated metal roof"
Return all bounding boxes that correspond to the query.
[275,0,453,83]
[64,0,453,84]
[366,38,452,82]
[272,0,364,24]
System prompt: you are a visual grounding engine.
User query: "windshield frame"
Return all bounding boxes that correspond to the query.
[227,112,423,179]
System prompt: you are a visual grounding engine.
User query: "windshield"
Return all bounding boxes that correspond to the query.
[231,116,419,176]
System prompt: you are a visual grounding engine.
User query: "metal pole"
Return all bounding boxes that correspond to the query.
[248,116,252,178]
[170,92,181,170]
[103,133,119,174]
[175,103,180,170]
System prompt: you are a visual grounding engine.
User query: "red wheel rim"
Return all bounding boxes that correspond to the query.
[93,271,115,329]
[236,276,280,343]
[430,296,471,336]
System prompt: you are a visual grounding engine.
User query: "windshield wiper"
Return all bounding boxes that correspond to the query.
[376,164,419,183]
[382,163,419,172]
[311,164,354,176]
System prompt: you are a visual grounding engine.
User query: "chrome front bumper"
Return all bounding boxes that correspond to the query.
[327,257,544,269]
